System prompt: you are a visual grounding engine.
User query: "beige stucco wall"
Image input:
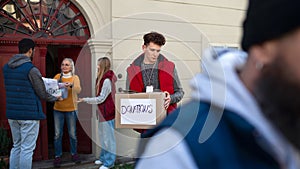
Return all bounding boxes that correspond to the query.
[75,0,247,159]
[112,0,247,103]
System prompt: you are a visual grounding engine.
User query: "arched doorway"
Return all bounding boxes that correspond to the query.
[0,0,92,160]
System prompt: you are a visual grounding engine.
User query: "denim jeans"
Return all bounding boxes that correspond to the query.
[99,119,116,167]
[8,119,39,169]
[53,110,78,157]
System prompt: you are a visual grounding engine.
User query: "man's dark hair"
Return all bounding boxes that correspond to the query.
[143,32,166,46]
[18,38,35,54]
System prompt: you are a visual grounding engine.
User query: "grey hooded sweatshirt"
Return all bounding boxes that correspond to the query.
[7,54,57,102]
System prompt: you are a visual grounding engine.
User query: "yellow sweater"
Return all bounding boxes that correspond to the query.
[53,74,81,112]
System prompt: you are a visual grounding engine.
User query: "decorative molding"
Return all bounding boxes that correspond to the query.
[87,39,113,56]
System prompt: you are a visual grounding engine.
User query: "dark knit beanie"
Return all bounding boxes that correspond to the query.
[18,38,35,54]
[242,0,300,51]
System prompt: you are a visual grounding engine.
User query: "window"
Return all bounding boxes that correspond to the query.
[0,0,89,39]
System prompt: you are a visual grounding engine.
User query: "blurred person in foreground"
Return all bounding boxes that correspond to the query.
[136,0,300,168]
[2,38,60,169]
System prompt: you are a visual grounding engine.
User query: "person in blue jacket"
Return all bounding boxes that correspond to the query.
[136,0,300,168]
[3,38,61,169]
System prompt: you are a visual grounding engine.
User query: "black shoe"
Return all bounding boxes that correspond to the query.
[72,154,81,164]
[53,157,61,168]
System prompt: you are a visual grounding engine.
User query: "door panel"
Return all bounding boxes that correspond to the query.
[0,46,17,128]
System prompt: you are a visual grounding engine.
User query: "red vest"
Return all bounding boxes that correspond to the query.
[127,54,177,114]
[97,70,117,122]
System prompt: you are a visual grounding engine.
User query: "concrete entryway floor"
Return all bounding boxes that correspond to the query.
[32,153,135,169]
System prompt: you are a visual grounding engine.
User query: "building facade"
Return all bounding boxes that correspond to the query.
[0,0,247,160]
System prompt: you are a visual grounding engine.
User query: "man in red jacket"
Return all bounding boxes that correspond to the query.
[126,32,184,127]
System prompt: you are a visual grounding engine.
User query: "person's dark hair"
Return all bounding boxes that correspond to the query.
[143,32,166,46]
[18,38,35,54]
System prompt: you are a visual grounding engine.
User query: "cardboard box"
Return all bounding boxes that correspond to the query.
[115,92,166,129]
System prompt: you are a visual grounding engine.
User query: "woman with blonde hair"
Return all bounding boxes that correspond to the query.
[78,57,117,169]
[53,58,81,167]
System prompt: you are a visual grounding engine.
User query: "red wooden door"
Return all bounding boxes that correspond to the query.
[75,46,92,154]
[35,45,49,160]
[0,45,17,129]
